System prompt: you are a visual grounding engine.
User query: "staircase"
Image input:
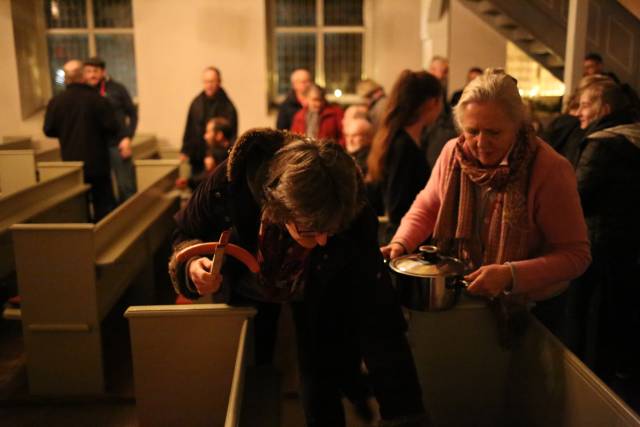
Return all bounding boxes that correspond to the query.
[458,0,640,91]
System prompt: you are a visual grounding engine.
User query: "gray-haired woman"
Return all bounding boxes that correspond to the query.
[383,69,591,340]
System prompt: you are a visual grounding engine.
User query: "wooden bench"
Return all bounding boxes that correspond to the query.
[408,296,640,426]
[0,149,38,195]
[0,161,89,281]
[125,304,256,427]
[10,160,180,396]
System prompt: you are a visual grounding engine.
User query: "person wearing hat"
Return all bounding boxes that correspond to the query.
[83,56,138,203]
[356,79,387,136]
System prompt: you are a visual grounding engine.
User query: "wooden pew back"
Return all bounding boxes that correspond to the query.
[125,305,256,427]
[0,149,37,195]
[10,160,180,395]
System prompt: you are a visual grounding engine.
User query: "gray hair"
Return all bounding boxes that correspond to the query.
[454,68,526,129]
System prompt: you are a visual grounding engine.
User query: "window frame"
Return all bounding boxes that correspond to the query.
[267,0,373,106]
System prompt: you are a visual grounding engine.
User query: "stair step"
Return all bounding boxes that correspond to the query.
[512,29,535,42]
[494,15,517,30]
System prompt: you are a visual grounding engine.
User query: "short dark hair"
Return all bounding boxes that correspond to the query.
[208,117,233,141]
[262,138,360,233]
[303,84,326,99]
[585,53,603,63]
[469,67,483,74]
[204,66,221,80]
[84,56,106,69]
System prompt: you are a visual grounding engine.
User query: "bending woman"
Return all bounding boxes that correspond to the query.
[383,69,591,322]
[170,129,427,427]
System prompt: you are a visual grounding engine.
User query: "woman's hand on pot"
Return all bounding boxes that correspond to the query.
[380,241,406,260]
[464,264,512,298]
[188,256,223,295]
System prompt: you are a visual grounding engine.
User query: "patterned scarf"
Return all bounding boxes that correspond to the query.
[433,128,538,268]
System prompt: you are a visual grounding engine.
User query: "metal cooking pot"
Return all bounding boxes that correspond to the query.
[388,245,469,311]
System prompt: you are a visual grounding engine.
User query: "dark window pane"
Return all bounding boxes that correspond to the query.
[96,34,137,97]
[275,0,315,27]
[276,33,316,95]
[47,34,89,95]
[324,33,361,94]
[44,0,87,28]
[324,0,362,26]
[93,0,133,28]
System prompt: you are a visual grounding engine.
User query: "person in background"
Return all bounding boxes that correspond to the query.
[290,84,344,143]
[383,69,591,343]
[568,76,640,385]
[366,70,443,241]
[276,68,312,130]
[356,79,387,136]
[583,52,620,83]
[344,118,383,216]
[44,59,120,222]
[421,56,458,170]
[177,117,234,190]
[169,129,428,427]
[181,66,238,182]
[450,67,482,107]
[83,56,138,203]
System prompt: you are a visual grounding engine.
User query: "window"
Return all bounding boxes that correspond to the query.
[267,0,370,104]
[44,0,137,97]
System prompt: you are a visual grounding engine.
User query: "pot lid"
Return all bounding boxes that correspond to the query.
[388,245,465,278]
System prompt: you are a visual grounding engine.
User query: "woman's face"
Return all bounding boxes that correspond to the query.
[285,222,329,249]
[577,90,604,129]
[460,101,519,167]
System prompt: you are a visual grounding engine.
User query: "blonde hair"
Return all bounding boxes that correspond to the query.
[454,68,526,129]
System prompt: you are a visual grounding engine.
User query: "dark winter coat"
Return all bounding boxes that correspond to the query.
[576,112,640,251]
[181,89,238,171]
[43,83,119,177]
[275,91,302,130]
[100,78,138,143]
[169,128,425,420]
[385,130,429,225]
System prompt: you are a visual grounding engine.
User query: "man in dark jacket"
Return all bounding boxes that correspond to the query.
[169,129,428,427]
[43,59,120,221]
[276,68,312,130]
[181,66,238,180]
[83,56,138,203]
[568,77,640,385]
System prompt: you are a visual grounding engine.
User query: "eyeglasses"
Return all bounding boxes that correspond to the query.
[286,222,330,239]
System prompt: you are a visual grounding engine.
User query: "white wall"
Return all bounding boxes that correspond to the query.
[449,0,507,97]
[132,0,270,148]
[0,0,46,138]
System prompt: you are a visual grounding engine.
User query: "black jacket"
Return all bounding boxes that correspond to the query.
[181,89,238,170]
[576,112,640,251]
[275,91,302,130]
[43,83,119,177]
[101,78,138,143]
[385,130,429,225]
[545,114,584,168]
[169,128,425,420]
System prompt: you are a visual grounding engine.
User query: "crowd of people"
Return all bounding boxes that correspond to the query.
[42,51,640,426]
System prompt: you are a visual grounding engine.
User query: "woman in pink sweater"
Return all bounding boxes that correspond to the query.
[382,69,591,307]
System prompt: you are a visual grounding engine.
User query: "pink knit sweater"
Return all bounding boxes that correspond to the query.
[392,138,591,300]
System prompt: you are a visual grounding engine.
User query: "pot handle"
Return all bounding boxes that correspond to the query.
[446,278,470,290]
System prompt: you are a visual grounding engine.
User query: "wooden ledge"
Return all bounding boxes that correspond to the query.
[124,304,257,318]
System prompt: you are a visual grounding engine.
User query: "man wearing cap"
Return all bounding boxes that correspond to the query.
[84,56,138,203]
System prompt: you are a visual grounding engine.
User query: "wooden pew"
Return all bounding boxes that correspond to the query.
[125,304,256,427]
[408,296,640,426]
[0,135,32,149]
[0,161,89,281]
[10,160,180,396]
[0,149,37,195]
